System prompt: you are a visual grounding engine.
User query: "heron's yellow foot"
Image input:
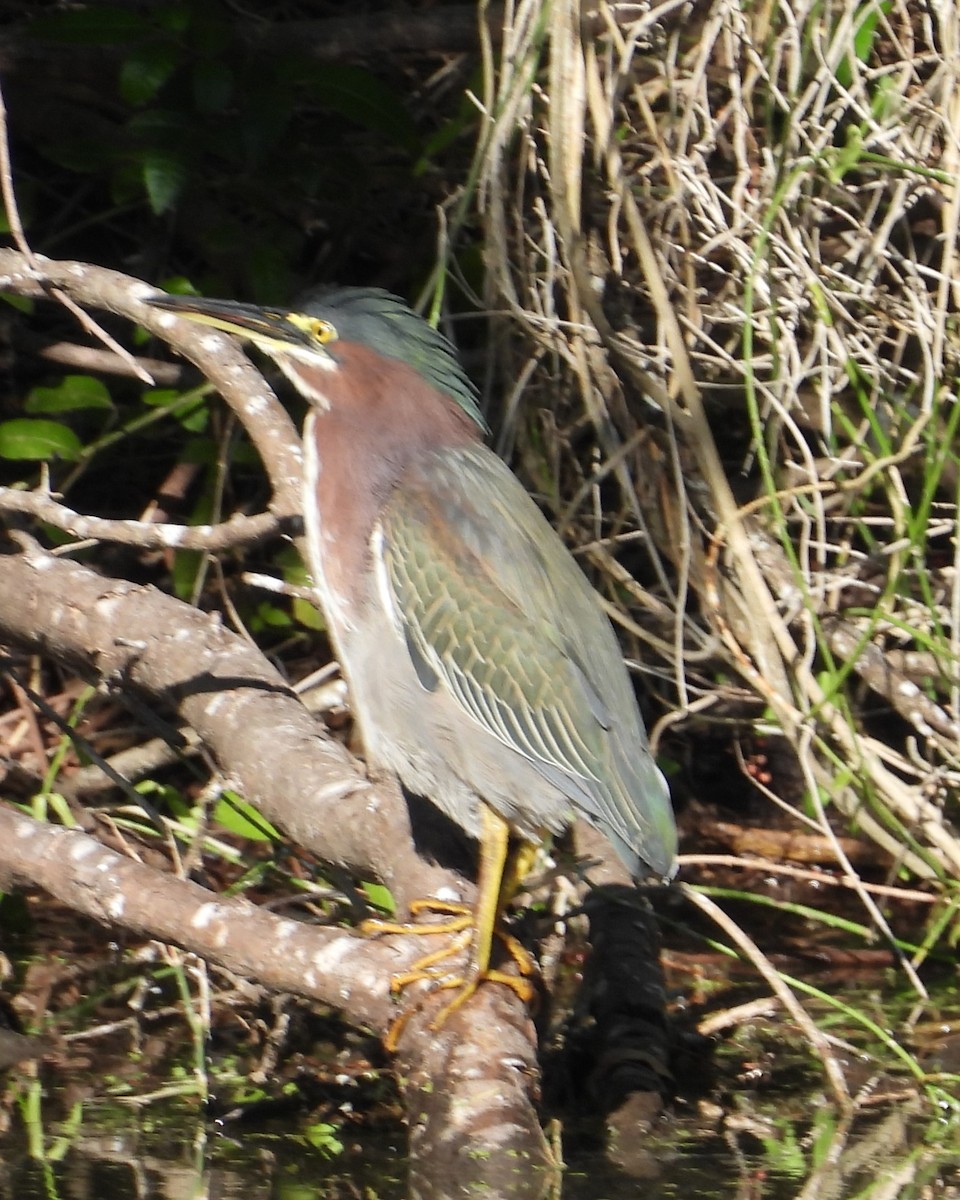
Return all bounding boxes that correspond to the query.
[361,897,536,988]
[362,897,537,1052]
[367,806,539,1051]
[381,968,535,1053]
[360,898,472,942]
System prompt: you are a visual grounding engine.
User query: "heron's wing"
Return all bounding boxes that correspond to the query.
[379,446,675,877]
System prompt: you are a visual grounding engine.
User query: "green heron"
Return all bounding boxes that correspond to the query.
[149,287,677,1030]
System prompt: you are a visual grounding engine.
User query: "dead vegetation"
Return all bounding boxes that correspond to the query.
[468,0,960,930]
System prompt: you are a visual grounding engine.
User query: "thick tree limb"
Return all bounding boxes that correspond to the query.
[0,544,456,913]
[0,801,553,1185]
[0,803,398,1030]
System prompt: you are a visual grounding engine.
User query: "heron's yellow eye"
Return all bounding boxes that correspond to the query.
[288,314,338,345]
[310,318,337,344]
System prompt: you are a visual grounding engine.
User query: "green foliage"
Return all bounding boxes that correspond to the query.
[275,545,327,632]
[213,792,280,842]
[835,0,893,90]
[118,40,181,108]
[252,600,296,631]
[19,1079,85,1165]
[25,375,113,414]
[698,885,928,958]
[24,0,430,296]
[361,882,396,917]
[25,791,76,828]
[302,1121,345,1157]
[0,376,120,471]
[753,1106,851,1182]
[0,292,34,314]
[141,387,208,431]
[0,418,82,461]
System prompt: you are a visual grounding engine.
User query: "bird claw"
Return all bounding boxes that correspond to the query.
[360,906,473,941]
[387,928,473,992]
[363,898,537,1051]
[362,898,536,983]
[381,970,536,1054]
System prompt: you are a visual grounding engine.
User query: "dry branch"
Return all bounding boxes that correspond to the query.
[0,490,282,552]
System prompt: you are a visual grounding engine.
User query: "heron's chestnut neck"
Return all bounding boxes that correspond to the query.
[301,340,482,608]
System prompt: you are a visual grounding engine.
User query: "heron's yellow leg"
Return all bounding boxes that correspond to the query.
[360,900,473,940]
[468,802,510,979]
[501,838,540,905]
[422,806,536,1029]
[364,806,538,1046]
[375,898,535,976]
[388,929,473,990]
[371,909,535,988]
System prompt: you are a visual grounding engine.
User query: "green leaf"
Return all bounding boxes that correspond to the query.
[0,419,82,461]
[303,1121,344,1155]
[26,375,113,414]
[292,596,326,631]
[254,600,294,629]
[853,1,891,63]
[141,147,187,214]
[171,548,203,599]
[135,779,185,813]
[361,882,396,916]
[119,41,179,106]
[835,0,892,89]
[41,792,77,828]
[0,293,35,315]
[213,793,279,841]
[276,546,327,630]
[141,388,181,408]
[157,276,201,297]
[181,405,210,434]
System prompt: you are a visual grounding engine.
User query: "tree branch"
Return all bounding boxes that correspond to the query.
[0,488,283,551]
[0,800,552,1184]
[0,544,458,911]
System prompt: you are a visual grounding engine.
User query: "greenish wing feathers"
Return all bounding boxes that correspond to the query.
[379,447,675,876]
[382,495,609,804]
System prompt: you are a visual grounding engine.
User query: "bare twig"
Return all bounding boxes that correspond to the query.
[0,487,282,552]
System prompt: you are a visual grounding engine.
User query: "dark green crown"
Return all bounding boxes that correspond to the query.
[296,287,488,433]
